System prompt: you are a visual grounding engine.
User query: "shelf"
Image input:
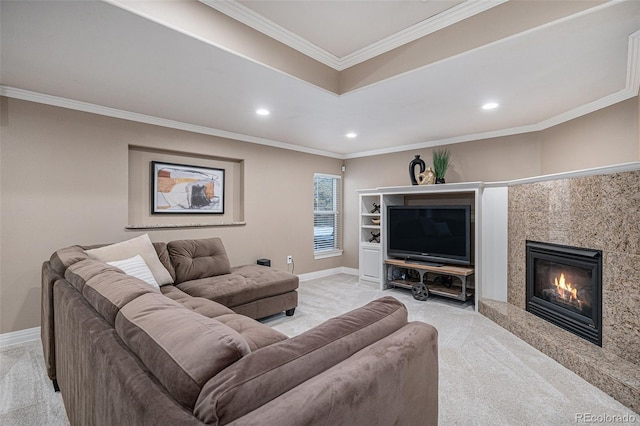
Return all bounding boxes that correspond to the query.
[373,182,483,194]
[388,279,418,290]
[360,241,381,247]
[361,240,381,245]
[362,225,381,229]
[385,259,474,276]
[125,222,246,230]
[387,280,473,299]
[428,283,474,299]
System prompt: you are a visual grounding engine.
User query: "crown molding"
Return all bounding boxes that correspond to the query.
[0,86,344,159]
[339,0,508,70]
[199,0,506,71]
[199,0,341,69]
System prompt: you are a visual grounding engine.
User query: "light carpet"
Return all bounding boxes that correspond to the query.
[1,273,637,425]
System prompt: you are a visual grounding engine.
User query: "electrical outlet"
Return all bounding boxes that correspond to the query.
[287,255,293,264]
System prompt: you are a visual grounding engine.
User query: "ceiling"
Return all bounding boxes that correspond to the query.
[239,0,466,58]
[207,0,477,67]
[1,0,639,159]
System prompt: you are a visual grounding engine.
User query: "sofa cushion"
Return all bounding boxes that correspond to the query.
[159,287,287,349]
[168,237,231,283]
[161,285,236,318]
[80,263,160,325]
[194,296,408,424]
[214,314,288,351]
[65,258,123,293]
[176,265,298,308]
[85,234,173,286]
[115,293,250,411]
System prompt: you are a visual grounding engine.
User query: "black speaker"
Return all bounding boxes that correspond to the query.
[257,258,271,267]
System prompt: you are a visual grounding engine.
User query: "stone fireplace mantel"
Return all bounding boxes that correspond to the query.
[478,161,640,413]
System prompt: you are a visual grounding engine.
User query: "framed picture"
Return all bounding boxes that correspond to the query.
[151,161,224,214]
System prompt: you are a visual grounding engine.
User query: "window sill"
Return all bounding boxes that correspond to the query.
[314,249,343,260]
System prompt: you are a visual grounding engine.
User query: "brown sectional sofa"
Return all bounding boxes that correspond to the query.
[41,236,439,425]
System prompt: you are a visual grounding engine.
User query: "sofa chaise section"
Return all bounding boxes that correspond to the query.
[166,238,299,318]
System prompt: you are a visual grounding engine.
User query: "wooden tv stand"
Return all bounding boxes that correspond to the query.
[384,259,475,302]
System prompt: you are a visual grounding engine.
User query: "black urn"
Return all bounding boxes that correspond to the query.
[409,155,426,186]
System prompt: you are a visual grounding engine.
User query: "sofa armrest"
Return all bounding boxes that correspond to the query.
[194,296,408,425]
[229,322,438,426]
[48,245,90,276]
[41,262,62,381]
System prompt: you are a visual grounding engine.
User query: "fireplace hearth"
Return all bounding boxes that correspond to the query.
[526,241,602,346]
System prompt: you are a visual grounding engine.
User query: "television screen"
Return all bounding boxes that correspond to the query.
[387,205,471,265]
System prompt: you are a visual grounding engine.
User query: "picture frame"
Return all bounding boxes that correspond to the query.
[151,161,224,214]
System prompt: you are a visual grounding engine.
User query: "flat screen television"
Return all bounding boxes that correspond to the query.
[387,205,471,266]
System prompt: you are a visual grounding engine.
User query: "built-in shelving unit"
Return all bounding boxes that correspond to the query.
[357,183,482,308]
[358,194,382,282]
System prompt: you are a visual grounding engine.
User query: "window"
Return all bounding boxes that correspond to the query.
[313,173,342,258]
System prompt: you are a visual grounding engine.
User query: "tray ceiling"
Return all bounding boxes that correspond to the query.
[1,0,639,159]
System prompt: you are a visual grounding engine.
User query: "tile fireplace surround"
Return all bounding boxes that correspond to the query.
[479,168,640,412]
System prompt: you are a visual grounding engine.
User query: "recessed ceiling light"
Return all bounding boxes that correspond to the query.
[256,108,270,116]
[346,132,357,138]
[482,102,499,110]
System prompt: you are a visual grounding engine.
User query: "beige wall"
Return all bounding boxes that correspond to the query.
[540,98,639,174]
[0,98,342,334]
[1,95,638,334]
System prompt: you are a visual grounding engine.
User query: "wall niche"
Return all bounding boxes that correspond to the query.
[127,145,244,229]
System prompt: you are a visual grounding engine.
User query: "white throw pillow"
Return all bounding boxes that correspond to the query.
[107,255,160,289]
[85,234,173,285]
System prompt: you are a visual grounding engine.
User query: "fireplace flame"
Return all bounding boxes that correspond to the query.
[554,273,580,307]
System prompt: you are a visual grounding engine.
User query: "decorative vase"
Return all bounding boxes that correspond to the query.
[435,177,445,184]
[409,155,426,186]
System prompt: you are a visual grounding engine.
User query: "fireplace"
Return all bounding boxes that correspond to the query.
[526,241,602,346]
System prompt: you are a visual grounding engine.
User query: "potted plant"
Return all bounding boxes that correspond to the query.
[432,148,451,184]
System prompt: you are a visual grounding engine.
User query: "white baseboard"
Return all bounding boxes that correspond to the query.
[0,326,40,349]
[299,267,358,282]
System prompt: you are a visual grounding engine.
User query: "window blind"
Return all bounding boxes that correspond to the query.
[313,173,342,256]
